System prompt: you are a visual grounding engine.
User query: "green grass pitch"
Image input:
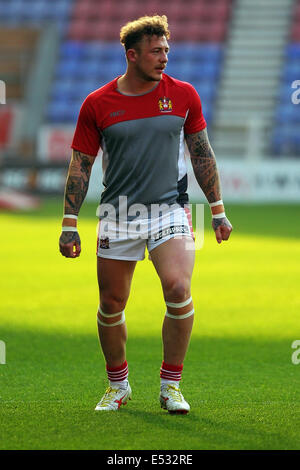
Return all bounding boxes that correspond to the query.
[0,200,299,450]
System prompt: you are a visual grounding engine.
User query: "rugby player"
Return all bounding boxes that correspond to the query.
[59,15,232,414]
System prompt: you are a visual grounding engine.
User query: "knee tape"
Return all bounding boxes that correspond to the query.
[165,296,194,320]
[97,307,125,327]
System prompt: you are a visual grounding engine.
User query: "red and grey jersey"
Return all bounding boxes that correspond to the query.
[71,73,206,212]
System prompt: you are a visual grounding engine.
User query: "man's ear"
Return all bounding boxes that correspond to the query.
[127,48,138,64]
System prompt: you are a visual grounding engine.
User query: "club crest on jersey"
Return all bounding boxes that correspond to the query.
[99,236,110,249]
[158,96,172,113]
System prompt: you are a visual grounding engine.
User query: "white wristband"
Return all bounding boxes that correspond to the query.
[212,212,226,219]
[209,200,223,208]
[63,214,78,220]
[61,226,78,232]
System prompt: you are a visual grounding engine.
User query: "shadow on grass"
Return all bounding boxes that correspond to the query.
[0,327,299,449]
[1,326,298,405]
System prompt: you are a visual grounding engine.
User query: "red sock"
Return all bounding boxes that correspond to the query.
[160,361,183,382]
[106,360,128,384]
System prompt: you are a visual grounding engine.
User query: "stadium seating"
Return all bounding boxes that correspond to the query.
[67,0,232,41]
[46,40,223,125]
[47,0,233,124]
[0,0,73,32]
[292,1,300,42]
[0,0,233,129]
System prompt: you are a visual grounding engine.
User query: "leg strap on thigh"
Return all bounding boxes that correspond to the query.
[97,307,125,327]
[165,308,194,320]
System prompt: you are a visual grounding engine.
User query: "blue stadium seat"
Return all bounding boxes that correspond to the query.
[279,83,296,102]
[46,34,222,126]
[46,102,69,123]
[0,0,72,26]
[98,60,125,79]
[194,81,216,100]
[271,124,300,156]
[283,62,300,82]
[60,41,85,59]
[83,42,107,60]
[51,79,77,100]
[275,103,300,124]
[1,1,24,18]
[286,43,300,59]
[78,79,107,98]
[98,43,125,61]
[170,43,223,63]
[65,102,81,122]
[56,59,80,77]
[46,100,80,123]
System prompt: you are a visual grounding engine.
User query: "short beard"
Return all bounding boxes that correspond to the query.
[136,65,161,82]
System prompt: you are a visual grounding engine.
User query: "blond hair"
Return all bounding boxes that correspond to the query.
[120,15,170,51]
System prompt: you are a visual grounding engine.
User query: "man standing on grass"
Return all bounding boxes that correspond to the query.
[59,15,232,414]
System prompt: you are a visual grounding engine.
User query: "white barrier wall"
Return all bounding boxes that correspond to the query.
[188,159,300,203]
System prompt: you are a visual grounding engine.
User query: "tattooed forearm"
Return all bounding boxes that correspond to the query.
[64,150,95,215]
[185,128,221,203]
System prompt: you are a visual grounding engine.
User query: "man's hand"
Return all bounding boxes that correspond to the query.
[59,231,81,258]
[212,217,232,244]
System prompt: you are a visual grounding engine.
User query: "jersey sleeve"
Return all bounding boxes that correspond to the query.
[71,95,101,157]
[184,83,207,135]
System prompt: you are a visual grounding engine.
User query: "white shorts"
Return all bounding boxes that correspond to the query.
[96,206,194,261]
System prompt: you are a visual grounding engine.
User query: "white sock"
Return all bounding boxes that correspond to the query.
[160,379,180,390]
[109,380,128,390]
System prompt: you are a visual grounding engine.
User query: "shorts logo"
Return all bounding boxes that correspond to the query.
[153,225,189,241]
[99,236,110,249]
[158,96,172,113]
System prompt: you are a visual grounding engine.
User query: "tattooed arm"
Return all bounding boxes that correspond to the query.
[185,128,232,243]
[59,149,96,258]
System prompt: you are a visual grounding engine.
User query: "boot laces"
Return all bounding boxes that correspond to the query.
[166,384,183,402]
[99,387,118,406]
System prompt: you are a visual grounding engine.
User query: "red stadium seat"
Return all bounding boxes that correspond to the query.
[137,2,160,17]
[170,22,189,41]
[172,18,227,42]
[164,4,184,22]
[71,0,113,21]
[91,20,123,41]
[68,0,232,42]
[202,3,231,20]
[72,2,94,19]
[206,20,227,41]
[144,0,160,12]
[291,22,300,41]
[117,3,148,20]
[98,0,117,17]
[68,19,90,40]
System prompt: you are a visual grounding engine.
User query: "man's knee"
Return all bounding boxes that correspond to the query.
[100,292,128,313]
[163,278,191,302]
